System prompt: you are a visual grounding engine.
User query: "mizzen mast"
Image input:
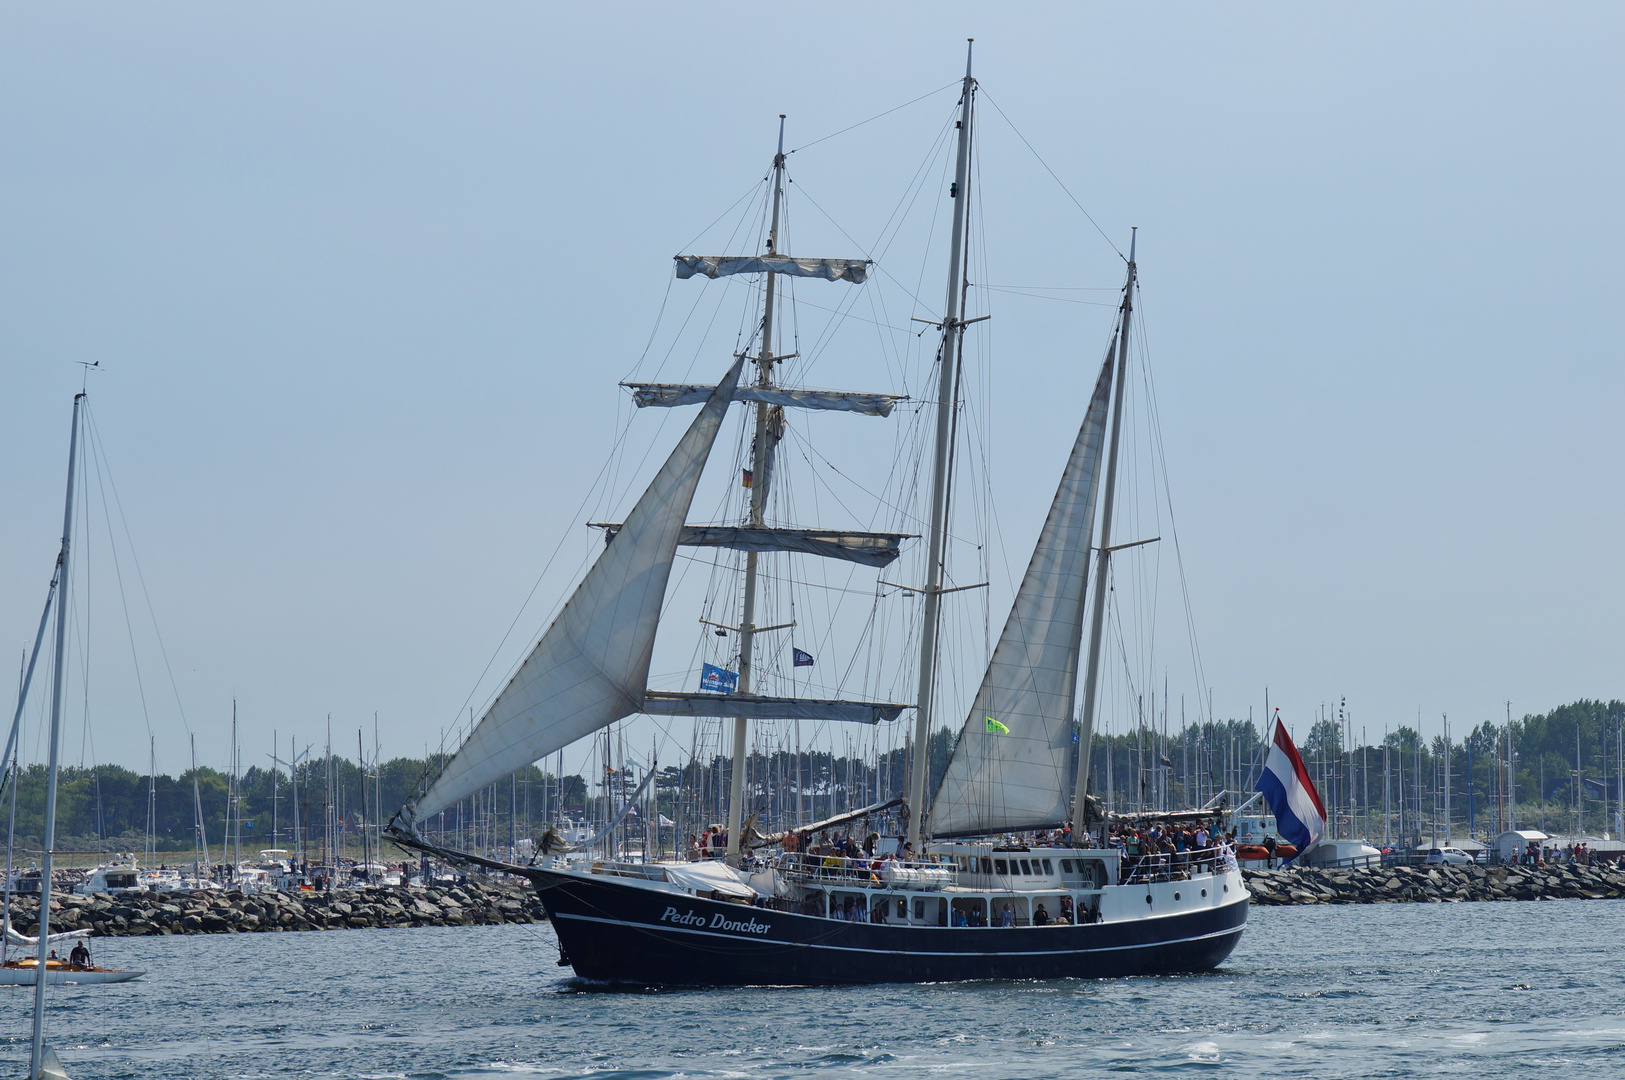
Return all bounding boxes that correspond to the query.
[725,115,788,866]
[907,39,975,852]
[1070,229,1137,839]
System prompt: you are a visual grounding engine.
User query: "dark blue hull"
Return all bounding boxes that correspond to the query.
[525,867,1247,986]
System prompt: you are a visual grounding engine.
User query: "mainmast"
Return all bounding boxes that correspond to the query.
[30,391,82,1080]
[907,40,975,852]
[1070,231,1137,838]
[725,116,788,865]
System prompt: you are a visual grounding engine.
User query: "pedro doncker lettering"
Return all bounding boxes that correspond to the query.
[660,906,771,935]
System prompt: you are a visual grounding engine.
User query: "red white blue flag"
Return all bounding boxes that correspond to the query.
[1255,714,1326,857]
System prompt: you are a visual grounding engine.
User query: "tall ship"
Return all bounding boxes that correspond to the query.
[390,44,1248,985]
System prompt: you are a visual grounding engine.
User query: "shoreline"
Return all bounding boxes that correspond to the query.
[4,879,546,937]
[1244,862,1625,904]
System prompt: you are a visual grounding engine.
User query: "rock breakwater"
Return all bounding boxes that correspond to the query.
[1245,862,1625,904]
[5,880,547,936]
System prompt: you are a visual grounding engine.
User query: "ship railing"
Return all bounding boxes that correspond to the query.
[772,852,957,889]
[1118,847,1226,886]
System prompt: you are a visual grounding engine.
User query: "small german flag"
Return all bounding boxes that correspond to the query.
[984,716,1010,735]
[742,469,754,488]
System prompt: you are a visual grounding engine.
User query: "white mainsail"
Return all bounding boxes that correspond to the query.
[927,352,1115,837]
[408,357,745,824]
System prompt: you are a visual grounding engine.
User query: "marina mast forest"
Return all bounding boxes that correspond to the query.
[6,699,1623,859]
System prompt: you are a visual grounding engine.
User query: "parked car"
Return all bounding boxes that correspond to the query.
[1425,847,1474,866]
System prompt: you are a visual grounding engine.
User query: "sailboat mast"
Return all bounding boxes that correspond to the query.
[725,114,787,866]
[31,391,82,1078]
[1069,232,1137,838]
[907,40,975,852]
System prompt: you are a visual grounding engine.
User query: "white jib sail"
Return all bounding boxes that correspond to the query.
[927,353,1115,837]
[409,357,746,824]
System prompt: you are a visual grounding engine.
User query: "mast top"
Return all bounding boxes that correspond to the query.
[775,115,786,166]
[965,38,974,79]
[1129,225,1137,264]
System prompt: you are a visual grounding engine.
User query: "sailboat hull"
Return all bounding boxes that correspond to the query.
[528,867,1247,986]
[0,963,145,985]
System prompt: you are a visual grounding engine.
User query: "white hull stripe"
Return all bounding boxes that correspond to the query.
[552,904,1247,958]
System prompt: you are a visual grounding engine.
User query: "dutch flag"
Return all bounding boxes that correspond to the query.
[1255,715,1326,857]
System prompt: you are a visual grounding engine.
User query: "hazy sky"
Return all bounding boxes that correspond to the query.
[4,4,1621,780]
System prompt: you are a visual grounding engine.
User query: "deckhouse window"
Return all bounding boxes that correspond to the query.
[1041,859,1054,875]
[994,859,1009,875]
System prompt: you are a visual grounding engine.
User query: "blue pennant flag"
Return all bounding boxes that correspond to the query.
[792,648,814,668]
[699,663,739,694]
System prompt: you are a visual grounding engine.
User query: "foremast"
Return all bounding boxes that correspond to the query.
[1069,231,1137,839]
[907,40,976,852]
[725,116,788,865]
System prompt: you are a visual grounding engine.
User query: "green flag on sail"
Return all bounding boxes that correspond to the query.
[984,716,1010,735]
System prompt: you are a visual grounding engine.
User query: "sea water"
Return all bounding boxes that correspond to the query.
[3,898,1623,1078]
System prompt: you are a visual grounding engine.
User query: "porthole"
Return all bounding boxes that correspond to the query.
[1223,884,1229,893]
[1201,889,1207,897]
[1145,895,1153,904]
[1174,892,1181,901]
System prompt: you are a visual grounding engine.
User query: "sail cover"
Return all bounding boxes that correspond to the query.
[642,691,908,725]
[675,255,870,283]
[408,357,745,824]
[593,524,913,569]
[927,353,1115,838]
[624,383,904,418]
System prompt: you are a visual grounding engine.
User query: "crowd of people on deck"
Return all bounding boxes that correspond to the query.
[1105,819,1235,880]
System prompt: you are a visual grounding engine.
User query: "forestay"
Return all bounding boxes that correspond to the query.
[642,692,909,725]
[591,523,913,569]
[674,254,870,283]
[624,383,905,418]
[405,357,745,824]
[927,353,1115,837]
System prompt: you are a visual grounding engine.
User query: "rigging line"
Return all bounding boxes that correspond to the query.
[974,287,1116,307]
[787,80,959,155]
[85,412,155,741]
[677,176,773,255]
[761,294,916,336]
[1133,288,1210,725]
[80,403,192,739]
[977,88,1124,260]
[617,273,678,386]
[673,550,890,598]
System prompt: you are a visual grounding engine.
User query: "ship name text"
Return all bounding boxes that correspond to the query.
[660,906,771,935]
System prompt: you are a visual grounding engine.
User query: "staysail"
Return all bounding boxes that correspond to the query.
[406,357,745,824]
[926,352,1115,837]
